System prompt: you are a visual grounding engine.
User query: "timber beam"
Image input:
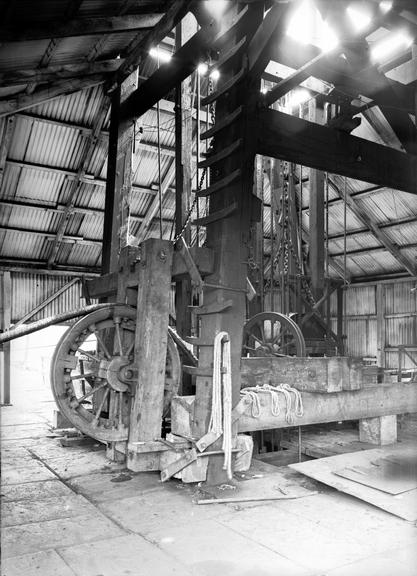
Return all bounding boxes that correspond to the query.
[238,382,417,432]
[256,108,417,195]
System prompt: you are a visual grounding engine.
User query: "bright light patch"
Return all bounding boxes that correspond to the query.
[346,6,371,32]
[286,0,338,52]
[197,63,208,75]
[289,88,310,107]
[371,31,413,62]
[205,0,228,18]
[379,0,393,13]
[149,47,172,63]
[210,69,220,80]
[260,86,268,94]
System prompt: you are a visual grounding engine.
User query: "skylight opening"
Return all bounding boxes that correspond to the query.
[346,5,372,33]
[286,0,339,53]
[371,31,413,62]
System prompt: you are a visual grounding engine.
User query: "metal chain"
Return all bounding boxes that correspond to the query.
[173,72,216,245]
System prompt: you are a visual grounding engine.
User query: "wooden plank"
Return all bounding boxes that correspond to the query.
[240,356,363,393]
[257,108,417,195]
[196,169,241,198]
[0,14,162,42]
[193,201,237,226]
[0,116,14,189]
[238,382,417,432]
[127,239,173,471]
[247,3,284,79]
[200,106,243,140]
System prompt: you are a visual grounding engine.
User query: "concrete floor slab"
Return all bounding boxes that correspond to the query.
[215,502,370,573]
[323,549,417,576]
[2,513,125,558]
[0,549,77,576]
[147,518,310,576]
[2,494,96,527]
[58,533,196,576]
[2,462,56,485]
[40,451,125,480]
[68,470,164,503]
[1,424,51,441]
[98,487,222,535]
[1,479,73,503]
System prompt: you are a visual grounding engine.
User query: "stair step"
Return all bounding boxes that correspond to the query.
[196,169,241,198]
[198,138,242,169]
[193,201,237,226]
[201,106,243,140]
[201,68,246,106]
[207,36,247,75]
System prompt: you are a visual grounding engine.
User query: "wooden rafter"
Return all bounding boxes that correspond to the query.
[0,76,106,118]
[0,14,162,42]
[328,179,417,275]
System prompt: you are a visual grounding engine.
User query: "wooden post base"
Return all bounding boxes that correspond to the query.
[359,415,397,445]
[52,409,74,430]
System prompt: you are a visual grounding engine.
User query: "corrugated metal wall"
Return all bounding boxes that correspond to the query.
[10,272,88,324]
[331,278,417,369]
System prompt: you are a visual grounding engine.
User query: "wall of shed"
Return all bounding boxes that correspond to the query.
[9,272,90,324]
[331,278,417,370]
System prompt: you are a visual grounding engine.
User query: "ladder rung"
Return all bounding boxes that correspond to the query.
[192,299,233,315]
[192,201,237,226]
[212,6,249,48]
[196,169,241,198]
[184,337,214,346]
[207,36,247,75]
[198,139,242,169]
[201,68,246,106]
[201,106,243,140]
[183,365,212,377]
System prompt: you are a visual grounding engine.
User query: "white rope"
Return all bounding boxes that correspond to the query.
[210,331,233,480]
[240,383,304,425]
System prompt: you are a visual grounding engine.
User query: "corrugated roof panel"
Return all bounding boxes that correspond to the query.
[13,168,67,204]
[86,138,108,175]
[0,40,49,71]
[23,120,84,170]
[357,191,417,223]
[76,213,104,239]
[1,164,21,198]
[31,85,107,127]
[0,230,47,260]
[65,243,101,267]
[0,205,58,234]
[77,183,105,210]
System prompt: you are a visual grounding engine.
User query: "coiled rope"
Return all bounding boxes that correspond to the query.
[240,383,304,425]
[209,331,233,480]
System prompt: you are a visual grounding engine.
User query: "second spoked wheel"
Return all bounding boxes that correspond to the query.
[242,312,306,357]
[50,305,181,442]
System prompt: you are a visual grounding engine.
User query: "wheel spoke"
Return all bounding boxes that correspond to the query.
[95,332,112,360]
[126,340,135,358]
[71,372,96,381]
[76,381,108,404]
[114,321,124,356]
[248,332,264,347]
[91,388,110,427]
[118,392,123,428]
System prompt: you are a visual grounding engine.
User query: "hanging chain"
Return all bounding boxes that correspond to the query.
[172,71,216,245]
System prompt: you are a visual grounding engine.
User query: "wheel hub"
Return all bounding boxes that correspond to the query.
[98,356,131,392]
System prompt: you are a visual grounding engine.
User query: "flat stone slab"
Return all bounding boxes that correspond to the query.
[2,462,56,485]
[1,424,51,441]
[0,549,77,576]
[147,518,309,576]
[2,513,125,558]
[58,533,195,576]
[1,479,73,503]
[68,471,162,504]
[41,452,125,480]
[2,494,96,527]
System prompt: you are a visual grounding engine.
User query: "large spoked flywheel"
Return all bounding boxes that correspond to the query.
[50,305,181,442]
[242,311,306,358]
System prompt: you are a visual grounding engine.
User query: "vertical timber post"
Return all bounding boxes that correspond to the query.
[0,271,11,405]
[127,238,173,472]
[376,283,386,369]
[102,70,138,460]
[192,2,264,484]
[175,14,195,345]
[308,99,325,304]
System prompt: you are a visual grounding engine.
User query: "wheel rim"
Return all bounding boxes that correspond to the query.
[50,305,181,442]
[242,312,306,358]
